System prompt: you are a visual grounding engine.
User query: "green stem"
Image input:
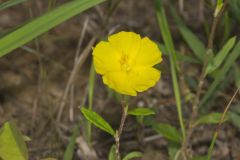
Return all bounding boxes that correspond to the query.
[155,0,186,141]
[87,63,96,144]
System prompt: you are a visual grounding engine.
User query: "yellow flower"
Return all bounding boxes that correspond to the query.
[93,31,162,96]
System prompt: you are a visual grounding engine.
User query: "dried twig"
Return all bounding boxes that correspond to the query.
[57,38,96,121]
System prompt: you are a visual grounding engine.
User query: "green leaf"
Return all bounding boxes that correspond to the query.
[63,123,80,160]
[0,0,26,11]
[0,122,28,160]
[193,156,208,160]
[194,112,228,126]
[0,0,105,57]
[81,107,115,136]
[229,111,240,130]
[178,26,205,62]
[200,41,240,108]
[168,142,181,160]
[128,108,155,116]
[159,43,201,64]
[171,6,205,62]
[152,123,181,143]
[108,145,116,160]
[122,152,143,160]
[205,36,236,74]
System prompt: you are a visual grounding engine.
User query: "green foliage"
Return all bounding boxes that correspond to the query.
[128,108,155,116]
[192,156,208,160]
[0,0,105,57]
[168,142,181,160]
[229,0,240,22]
[201,41,240,108]
[0,0,26,11]
[155,0,186,140]
[108,145,116,160]
[122,152,143,160]
[178,25,205,62]
[153,123,181,143]
[81,107,115,136]
[171,6,205,62]
[63,123,80,160]
[194,112,228,126]
[159,43,201,64]
[0,122,28,160]
[228,111,240,130]
[205,36,236,74]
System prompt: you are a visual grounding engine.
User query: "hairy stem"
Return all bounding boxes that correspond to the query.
[115,100,128,160]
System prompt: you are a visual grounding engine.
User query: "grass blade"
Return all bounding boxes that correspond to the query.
[0,0,26,11]
[63,123,81,160]
[155,0,186,140]
[87,63,96,143]
[0,0,105,57]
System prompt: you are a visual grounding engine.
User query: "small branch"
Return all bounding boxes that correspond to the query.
[183,0,230,158]
[115,100,128,160]
[207,87,240,160]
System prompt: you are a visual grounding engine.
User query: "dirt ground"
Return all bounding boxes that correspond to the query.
[1,0,240,159]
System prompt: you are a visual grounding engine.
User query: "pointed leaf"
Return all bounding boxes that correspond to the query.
[81,107,115,136]
[153,123,181,143]
[194,112,228,126]
[206,36,236,74]
[0,122,28,160]
[178,25,205,62]
[122,152,143,160]
[128,108,155,116]
[108,145,116,160]
[171,6,205,62]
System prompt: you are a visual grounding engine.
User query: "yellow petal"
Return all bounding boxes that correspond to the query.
[129,67,160,92]
[135,37,162,67]
[103,71,137,96]
[108,31,141,58]
[93,41,121,74]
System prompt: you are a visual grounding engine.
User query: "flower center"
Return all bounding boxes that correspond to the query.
[119,53,132,73]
